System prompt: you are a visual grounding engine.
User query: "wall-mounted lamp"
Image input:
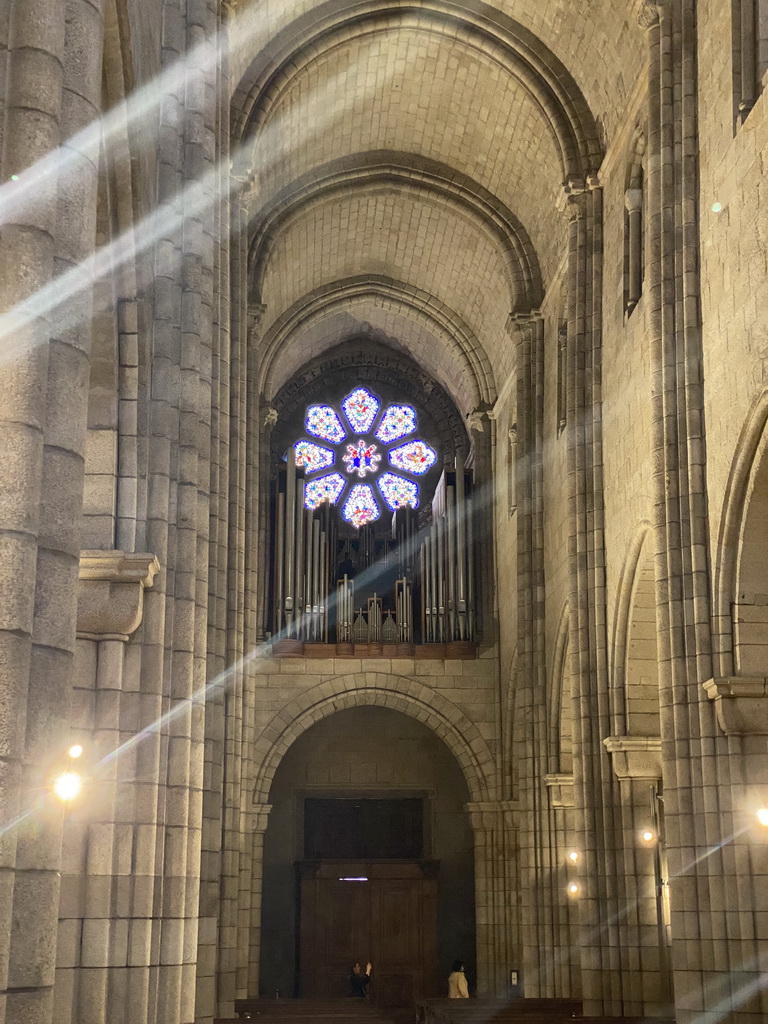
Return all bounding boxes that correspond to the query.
[567,882,580,898]
[756,808,768,827]
[639,828,657,845]
[567,849,580,864]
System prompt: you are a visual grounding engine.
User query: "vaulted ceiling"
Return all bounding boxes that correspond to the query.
[231,0,644,413]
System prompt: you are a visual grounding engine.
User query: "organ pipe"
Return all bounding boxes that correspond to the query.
[274,489,285,635]
[284,449,296,636]
[455,456,468,640]
[270,462,475,645]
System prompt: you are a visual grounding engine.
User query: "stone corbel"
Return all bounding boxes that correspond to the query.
[702,677,768,736]
[543,773,575,809]
[603,736,662,780]
[77,550,160,641]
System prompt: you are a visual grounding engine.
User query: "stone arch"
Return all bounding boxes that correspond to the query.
[611,524,660,737]
[548,603,572,775]
[714,387,768,677]
[258,275,494,410]
[251,674,496,805]
[248,152,544,314]
[231,0,602,182]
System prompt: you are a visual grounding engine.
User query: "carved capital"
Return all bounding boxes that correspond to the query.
[625,187,643,214]
[466,410,487,434]
[635,0,663,30]
[249,803,272,833]
[77,551,160,641]
[507,308,542,341]
[603,736,663,780]
[543,773,575,808]
[464,800,519,831]
[702,677,768,736]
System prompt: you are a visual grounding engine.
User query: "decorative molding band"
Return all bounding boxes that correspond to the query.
[702,677,768,736]
[543,773,575,808]
[603,735,663,780]
[77,550,160,641]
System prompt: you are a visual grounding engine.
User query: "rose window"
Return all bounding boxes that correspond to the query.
[292,388,437,527]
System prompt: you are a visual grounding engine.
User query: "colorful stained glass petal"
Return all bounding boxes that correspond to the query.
[342,438,381,478]
[294,440,334,473]
[375,404,417,443]
[342,388,380,433]
[388,439,437,476]
[305,405,346,443]
[304,473,346,509]
[378,472,419,511]
[341,483,380,528]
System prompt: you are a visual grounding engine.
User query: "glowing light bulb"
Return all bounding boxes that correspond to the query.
[68,744,83,759]
[756,808,768,827]
[640,828,657,845]
[53,771,81,802]
[712,201,722,213]
[567,849,580,863]
[567,882,580,896]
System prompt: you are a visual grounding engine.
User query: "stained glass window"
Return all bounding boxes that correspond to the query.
[375,404,416,444]
[342,388,380,433]
[294,440,335,473]
[389,440,437,475]
[342,484,380,528]
[294,391,438,523]
[378,472,419,510]
[305,405,346,443]
[304,473,346,509]
[343,438,381,478]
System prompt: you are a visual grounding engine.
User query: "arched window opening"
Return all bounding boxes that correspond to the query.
[269,387,476,653]
[734,0,768,124]
[733,435,768,675]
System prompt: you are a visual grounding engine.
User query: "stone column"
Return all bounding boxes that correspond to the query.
[564,181,629,1014]
[0,0,104,1020]
[542,776,580,999]
[509,311,556,996]
[245,805,272,997]
[603,737,671,1015]
[465,801,518,996]
[640,2,768,1020]
[56,551,159,1024]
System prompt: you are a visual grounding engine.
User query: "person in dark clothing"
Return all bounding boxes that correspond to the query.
[350,961,372,998]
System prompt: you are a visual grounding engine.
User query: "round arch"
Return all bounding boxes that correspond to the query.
[231,0,602,181]
[248,152,544,312]
[258,275,495,409]
[251,674,497,805]
[714,386,768,677]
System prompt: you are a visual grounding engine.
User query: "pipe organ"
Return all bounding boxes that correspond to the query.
[270,453,476,652]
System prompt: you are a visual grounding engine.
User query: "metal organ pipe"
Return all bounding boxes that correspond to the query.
[294,474,305,637]
[455,456,468,640]
[284,448,296,636]
[446,480,457,640]
[274,488,285,635]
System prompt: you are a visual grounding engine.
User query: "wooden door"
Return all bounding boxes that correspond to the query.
[298,861,438,1005]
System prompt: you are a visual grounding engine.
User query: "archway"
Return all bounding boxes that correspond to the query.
[260,705,475,1004]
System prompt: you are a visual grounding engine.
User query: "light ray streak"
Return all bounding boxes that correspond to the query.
[0,0,300,227]
[0,53,391,360]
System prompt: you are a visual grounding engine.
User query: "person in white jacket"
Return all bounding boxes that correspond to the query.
[448,960,469,998]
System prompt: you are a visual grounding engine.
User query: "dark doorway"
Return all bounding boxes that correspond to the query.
[298,860,438,1006]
